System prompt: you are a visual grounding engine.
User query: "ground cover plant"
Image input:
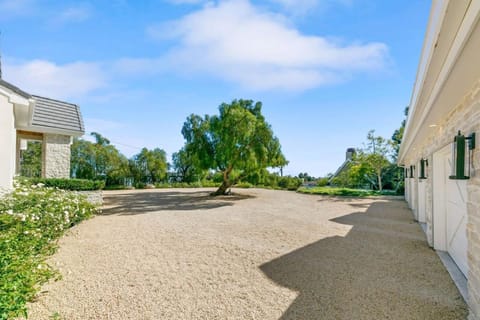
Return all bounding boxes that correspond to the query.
[0,181,98,319]
[297,186,399,197]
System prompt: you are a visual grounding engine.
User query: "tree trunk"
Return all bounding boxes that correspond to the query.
[213,166,233,196]
[377,169,383,191]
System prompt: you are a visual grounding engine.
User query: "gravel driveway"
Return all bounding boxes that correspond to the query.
[26,188,467,319]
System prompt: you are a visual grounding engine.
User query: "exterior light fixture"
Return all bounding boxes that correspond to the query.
[404,167,408,178]
[410,165,415,178]
[419,159,428,179]
[449,131,475,180]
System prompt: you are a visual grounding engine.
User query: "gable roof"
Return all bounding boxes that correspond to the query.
[31,95,85,135]
[0,79,32,99]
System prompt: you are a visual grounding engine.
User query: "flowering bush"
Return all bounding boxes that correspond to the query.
[0,181,99,319]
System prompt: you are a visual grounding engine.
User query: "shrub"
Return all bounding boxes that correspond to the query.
[277,176,302,191]
[297,186,399,197]
[0,181,98,319]
[235,182,253,188]
[28,178,105,191]
[316,177,329,187]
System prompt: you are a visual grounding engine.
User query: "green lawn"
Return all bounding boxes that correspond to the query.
[297,186,399,197]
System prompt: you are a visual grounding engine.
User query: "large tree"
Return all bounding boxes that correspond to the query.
[131,147,168,184]
[71,132,129,184]
[181,99,287,195]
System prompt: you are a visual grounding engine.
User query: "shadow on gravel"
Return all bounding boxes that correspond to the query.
[102,190,255,215]
[260,200,468,320]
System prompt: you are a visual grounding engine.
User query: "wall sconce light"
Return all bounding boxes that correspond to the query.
[410,165,415,178]
[404,167,408,179]
[419,159,428,179]
[449,130,475,180]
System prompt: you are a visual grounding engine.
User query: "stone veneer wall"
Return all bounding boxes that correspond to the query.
[403,79,480,320]
[42,134,71,178]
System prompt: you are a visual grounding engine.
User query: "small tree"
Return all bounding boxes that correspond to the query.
[180,99,287,195]
[359,130,392,191]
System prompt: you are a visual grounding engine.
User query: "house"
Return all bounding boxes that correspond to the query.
[398,1,480,319]
[0,78,84,191]
[329,148,356,183]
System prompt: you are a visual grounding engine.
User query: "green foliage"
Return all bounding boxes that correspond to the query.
[277,176,303,190]
[27,178,105,191]
[180,99,287,195]
[155,181,221,189]
[316,177,329,187]
[70,133,130,185]
[235,182,253,188]
[19,141,42,178]
[130,148,168,185]
[171,147,203,183]
[297,186,399,197]
[0,181,98,319]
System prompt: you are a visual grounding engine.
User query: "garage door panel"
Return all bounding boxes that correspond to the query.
[445,157,469,277]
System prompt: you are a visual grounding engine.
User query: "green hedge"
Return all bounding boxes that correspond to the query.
[28,178,105,191]
[297,186,399,197]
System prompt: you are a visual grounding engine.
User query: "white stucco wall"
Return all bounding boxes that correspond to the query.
[0,94,16,191]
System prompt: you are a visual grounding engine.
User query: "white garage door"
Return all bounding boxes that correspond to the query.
[418,180,426,223]
[445,156,469,277]
[433,146,469,278]
[410,178,417,219]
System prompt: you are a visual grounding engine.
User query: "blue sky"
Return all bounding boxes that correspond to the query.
[1,0,430,177]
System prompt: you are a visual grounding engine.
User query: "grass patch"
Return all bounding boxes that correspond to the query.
[297,186,398,197]
[0,181,99,319]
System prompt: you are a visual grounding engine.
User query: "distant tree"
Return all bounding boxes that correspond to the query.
[172,147,202,183]
[71,132,129,184]
[180,99,287,195]
[359,130,392,191]
[19,141,42,177]
[132,147,168,184]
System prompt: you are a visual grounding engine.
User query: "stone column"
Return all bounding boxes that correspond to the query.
[42,134,71,178]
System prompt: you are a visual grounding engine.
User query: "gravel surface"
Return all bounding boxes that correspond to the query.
[25,188,468,319]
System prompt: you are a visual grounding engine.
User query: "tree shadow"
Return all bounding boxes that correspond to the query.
[260,200,468,320]
[102,190,255,215]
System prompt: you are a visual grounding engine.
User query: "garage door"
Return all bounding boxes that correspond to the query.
[410,177,417,219]
[433,146,469,278]
[445,156,469,277]
[418,180,426,223]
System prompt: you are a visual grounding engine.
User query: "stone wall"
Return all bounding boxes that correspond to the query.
[42,134,71,178]
[404,79,480,320]
[75,190,103,207]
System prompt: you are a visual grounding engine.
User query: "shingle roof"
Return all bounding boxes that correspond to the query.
[31,95,85,134]
[0,79,32,99]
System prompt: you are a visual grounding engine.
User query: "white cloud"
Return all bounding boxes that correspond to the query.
[149,0,388,91]
[269,0,354,14]
[268,0,319,14]
[0,0,35,18]
[166,0,208,4]
[54,5,92,24]
[4,60,106,100]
